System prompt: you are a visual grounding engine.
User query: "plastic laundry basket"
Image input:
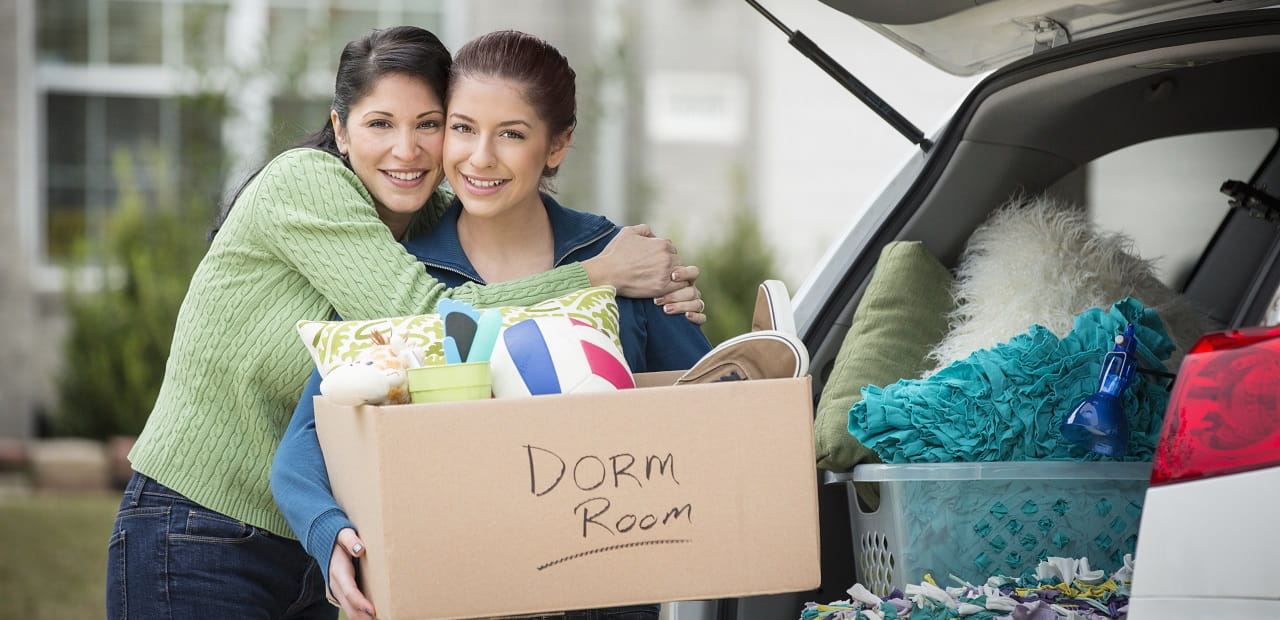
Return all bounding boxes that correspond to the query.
[829,461,1150,596]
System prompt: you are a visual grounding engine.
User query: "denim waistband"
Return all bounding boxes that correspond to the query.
[124,471,188,507]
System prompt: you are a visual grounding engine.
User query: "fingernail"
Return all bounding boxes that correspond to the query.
[663,305,674,314]
[670,270,679,281]
[352,543,364,555]
[653,297,664,306]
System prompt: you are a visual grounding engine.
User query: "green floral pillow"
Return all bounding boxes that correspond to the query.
[297,286,621,376]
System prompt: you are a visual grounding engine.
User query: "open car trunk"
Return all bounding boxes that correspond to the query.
[723,8,1280,617]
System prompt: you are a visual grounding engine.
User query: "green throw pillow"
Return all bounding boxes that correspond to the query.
[297,286,621,376]
[815,241,954,473]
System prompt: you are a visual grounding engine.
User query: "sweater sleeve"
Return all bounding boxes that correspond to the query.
[246,149,592,317]
[270,368,353,590]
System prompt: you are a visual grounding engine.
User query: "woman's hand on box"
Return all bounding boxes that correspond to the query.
[330,528,377,618]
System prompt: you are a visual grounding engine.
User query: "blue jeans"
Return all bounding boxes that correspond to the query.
[105,472,334,620]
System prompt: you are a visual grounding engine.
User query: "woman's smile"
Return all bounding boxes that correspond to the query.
[461,173,510,194]
[383,168,429,187]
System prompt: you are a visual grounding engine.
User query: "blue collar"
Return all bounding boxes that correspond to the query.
[401,193,616,284]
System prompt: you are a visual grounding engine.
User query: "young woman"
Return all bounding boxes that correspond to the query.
[107,26,704,620]
[272,30,712,620]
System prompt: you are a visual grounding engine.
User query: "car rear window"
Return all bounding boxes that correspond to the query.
[1054,129,1278,291]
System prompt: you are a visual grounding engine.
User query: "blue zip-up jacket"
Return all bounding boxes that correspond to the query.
[271,194,711,585]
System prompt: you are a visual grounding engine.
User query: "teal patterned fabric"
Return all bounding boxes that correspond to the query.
[848,298,1174,463]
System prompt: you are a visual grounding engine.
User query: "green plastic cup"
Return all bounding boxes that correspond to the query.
[407,362,492,404]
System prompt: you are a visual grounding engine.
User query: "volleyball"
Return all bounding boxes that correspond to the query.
[489,316,635,398]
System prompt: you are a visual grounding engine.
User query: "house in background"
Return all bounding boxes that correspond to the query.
[2,0,41,440]
[1,0,981,440]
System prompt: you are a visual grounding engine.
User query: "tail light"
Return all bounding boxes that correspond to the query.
[1150,325,1280,486]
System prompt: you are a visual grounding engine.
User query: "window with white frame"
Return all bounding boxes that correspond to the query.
[36,0,446,264]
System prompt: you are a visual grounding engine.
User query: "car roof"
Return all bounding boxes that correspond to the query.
[817,0,1279,75]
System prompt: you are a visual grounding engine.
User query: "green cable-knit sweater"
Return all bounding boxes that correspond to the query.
[129,148,591,537]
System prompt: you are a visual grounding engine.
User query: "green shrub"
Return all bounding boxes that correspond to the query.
[694,209,785,347]
[55,149,212,439]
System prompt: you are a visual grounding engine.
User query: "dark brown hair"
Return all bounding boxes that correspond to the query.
[211,26,452,240]
[450,30,576,184]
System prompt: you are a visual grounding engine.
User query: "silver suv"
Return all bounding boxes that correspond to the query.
[712,1,1280,618]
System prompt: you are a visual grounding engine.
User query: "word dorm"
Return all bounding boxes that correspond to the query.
[524,445,693,537]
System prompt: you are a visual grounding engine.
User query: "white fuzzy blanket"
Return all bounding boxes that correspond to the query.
[925,195,1216,375]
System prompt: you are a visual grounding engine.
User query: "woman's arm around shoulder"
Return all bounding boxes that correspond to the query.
[243,149,590,316]
[243,150,688,316]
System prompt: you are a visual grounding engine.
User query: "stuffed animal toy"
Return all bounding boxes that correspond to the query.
[319,330,422,406]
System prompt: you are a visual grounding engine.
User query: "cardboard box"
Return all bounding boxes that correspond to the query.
[315,372,820,619]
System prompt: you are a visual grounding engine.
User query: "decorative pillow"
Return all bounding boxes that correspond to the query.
[926,194,1216,374]
[814,241,954,473]
[297,286,621,377]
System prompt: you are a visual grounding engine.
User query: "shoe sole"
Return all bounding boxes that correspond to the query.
[674,330,809,385]
[753,279,797,335]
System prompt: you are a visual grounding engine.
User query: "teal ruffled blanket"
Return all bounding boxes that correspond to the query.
[848,298,1173,463]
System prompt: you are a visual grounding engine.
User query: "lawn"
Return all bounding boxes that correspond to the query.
[0,491,361,620]
[0,492,119,620]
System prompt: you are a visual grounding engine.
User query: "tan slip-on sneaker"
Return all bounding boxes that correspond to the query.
[673,329,809,385]
[752,279,797,335]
